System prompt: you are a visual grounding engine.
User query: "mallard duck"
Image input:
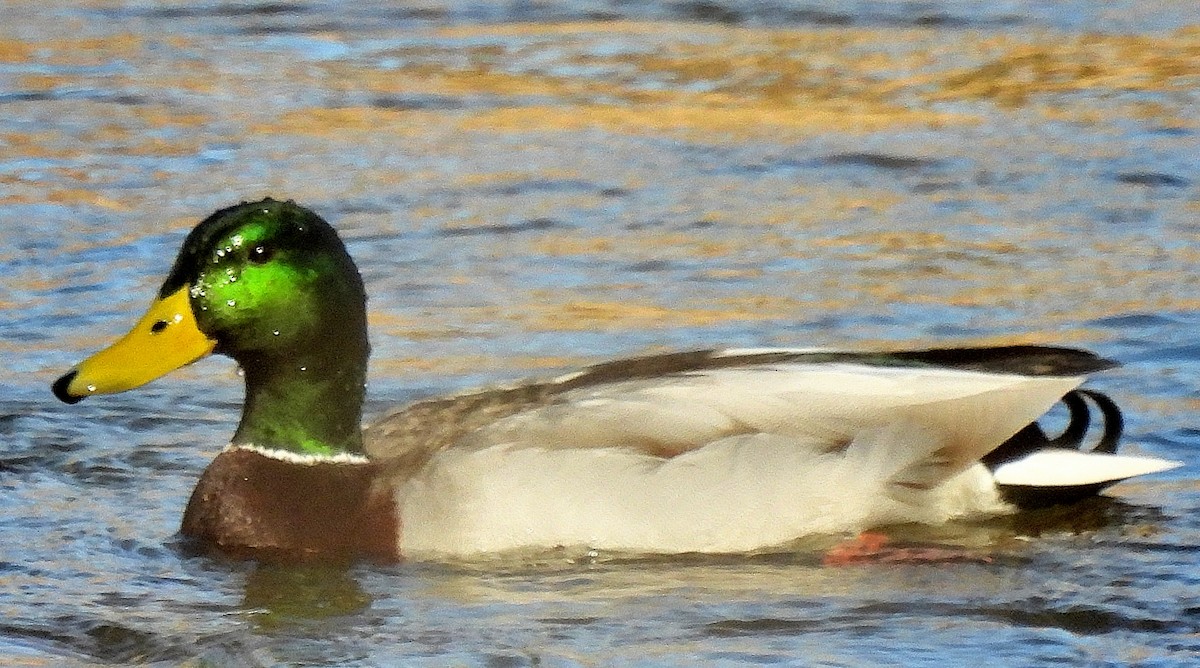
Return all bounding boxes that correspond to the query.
[52,199,1180,562]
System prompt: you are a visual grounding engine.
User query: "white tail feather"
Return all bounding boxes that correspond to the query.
[993,449,1182,487]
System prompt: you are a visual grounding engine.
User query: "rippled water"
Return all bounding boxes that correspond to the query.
[2,1,1198,665]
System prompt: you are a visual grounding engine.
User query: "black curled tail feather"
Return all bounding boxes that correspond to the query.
[1077,389,1123,454]
[1045,390,1089,449]
[985,389,1126,509]
[982,389,1125,470]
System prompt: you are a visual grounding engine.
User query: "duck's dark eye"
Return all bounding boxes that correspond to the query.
[150,320,169,334]
[248,245,274,264]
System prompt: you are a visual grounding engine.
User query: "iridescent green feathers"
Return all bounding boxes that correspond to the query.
[172,199,370,456]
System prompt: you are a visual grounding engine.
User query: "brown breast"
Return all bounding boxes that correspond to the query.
[180,448,399,563]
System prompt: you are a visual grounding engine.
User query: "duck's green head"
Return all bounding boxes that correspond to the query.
[53,199,370,455]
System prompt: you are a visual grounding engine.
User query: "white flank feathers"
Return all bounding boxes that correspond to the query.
[993,449,1182,487]
[395,362,1088,557]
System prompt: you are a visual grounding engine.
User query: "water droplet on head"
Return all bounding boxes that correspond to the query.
[227,299,236,307]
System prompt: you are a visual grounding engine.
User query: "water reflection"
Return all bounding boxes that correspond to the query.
[241,564,373,630]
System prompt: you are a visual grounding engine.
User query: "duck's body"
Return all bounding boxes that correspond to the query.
[383,351,1071,557]
[52,200,1181,562]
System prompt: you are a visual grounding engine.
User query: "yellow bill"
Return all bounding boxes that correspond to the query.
[52,286,216,403]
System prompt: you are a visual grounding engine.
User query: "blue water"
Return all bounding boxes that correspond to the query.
[2,1,1198,665]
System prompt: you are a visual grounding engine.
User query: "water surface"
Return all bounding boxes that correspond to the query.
[2,1,1198,665]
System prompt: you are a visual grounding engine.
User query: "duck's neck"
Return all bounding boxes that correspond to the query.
[232,345,367,456]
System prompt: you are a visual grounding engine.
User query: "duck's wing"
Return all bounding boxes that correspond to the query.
[365,345,1118,489]
[465,352,1087,488]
